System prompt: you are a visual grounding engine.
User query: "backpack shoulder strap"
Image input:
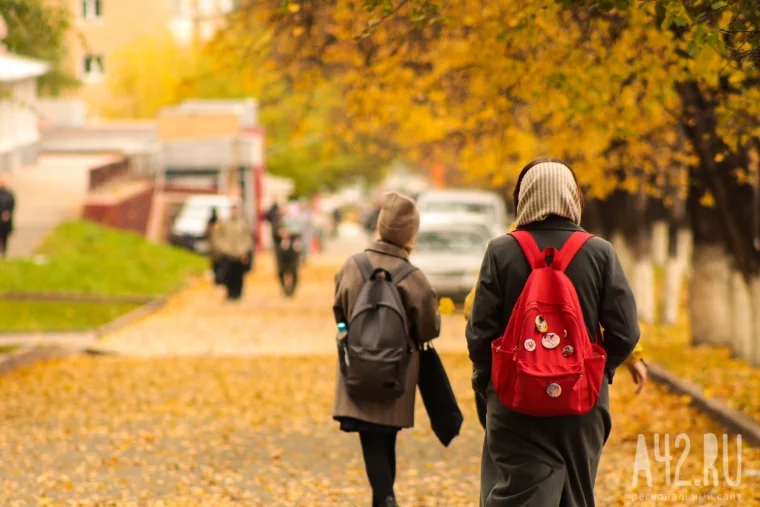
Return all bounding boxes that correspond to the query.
[508,231,543,269]
[554,231,594,272]
[353,252,374,281]
[390,262,418,285]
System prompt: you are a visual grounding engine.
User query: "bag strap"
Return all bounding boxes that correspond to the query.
[390,262,418,285]
[554,232,594,272]
[353,252,374,281]
[509,231,543,269]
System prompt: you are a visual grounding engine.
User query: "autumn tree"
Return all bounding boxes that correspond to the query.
[228,0,760,361]
[1,0,78,94]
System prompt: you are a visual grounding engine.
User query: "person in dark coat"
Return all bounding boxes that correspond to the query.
[274,208,304,296]
[333,191,441,507]
[0,177,15,258]
[206,208,223,285]
[466,158,640,507]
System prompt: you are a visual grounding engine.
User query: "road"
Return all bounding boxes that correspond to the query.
[0,249,757,506]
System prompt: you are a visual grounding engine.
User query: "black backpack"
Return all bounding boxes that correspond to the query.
[341,253,418,403]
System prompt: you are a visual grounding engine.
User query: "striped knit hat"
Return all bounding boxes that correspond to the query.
[514,160,582,227]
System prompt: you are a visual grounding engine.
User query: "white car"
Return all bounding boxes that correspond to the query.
[170,194,243,254]
[410,213,498,301]
[415,189,510,234]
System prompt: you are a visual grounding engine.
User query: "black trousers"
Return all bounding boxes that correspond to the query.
[225,260,245,299]
[0,230,9,257]
[359,431,398,506]
[484,383,611,507]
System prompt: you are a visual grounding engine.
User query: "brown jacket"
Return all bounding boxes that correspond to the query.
[332,241,441,428]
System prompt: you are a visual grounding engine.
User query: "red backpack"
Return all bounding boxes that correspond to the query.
[491,231,607,417]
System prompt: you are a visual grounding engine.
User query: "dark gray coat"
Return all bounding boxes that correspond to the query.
[466,215,640,506]
[466,215,640,396]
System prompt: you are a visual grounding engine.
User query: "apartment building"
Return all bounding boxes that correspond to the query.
[59,0,235,115]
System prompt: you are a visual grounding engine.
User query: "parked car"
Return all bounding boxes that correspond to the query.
[415,189,510,234]
[410,213,496,301]
[170,194,243,254]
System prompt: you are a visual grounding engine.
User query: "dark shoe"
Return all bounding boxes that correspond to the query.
[378,497,398,507]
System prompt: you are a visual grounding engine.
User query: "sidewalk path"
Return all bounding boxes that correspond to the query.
[6,154,110,258]
[0,252,757,505]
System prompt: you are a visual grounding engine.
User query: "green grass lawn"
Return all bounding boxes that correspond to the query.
[0,221,206,296]
[0,345,19,355]
[0,221,206,332]
[0,301,141,333]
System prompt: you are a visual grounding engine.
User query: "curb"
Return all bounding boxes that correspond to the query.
[94,277,200,339]
[0,346,80,376]
[0,278,198,369]
[648,362,760,447]
[94,296,168,338]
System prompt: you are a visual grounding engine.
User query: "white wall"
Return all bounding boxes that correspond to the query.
[0,77,40,167]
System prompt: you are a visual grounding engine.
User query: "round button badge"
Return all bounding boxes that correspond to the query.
[547,383,562,398]
[562,345,574,357]
[542,333,561,349]
[535,316,548,333]
[524,339,536,351]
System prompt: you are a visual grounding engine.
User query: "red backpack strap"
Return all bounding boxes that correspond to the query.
[553,231,594,272]
[509,231,544,269]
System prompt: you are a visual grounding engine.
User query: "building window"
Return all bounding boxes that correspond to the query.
[82,54,104,82]
[81,0,102,20]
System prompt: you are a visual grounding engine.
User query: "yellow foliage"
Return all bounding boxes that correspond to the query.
[102,31,193,119]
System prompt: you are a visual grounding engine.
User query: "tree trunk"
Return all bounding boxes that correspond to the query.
[631,190,655,324]
[662,193,688,325]
[677,228,693,277]
[749,278,760,366]
[678,82,760,354]
[690,244,733,347]
[731,272,753,359]
[687,166,733,348]
[651,220,669,267]
[599,190,637,278]
[581,198,605,236]
[662,258,682,325]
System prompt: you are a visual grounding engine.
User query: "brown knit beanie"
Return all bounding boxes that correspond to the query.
[377,192,420,248]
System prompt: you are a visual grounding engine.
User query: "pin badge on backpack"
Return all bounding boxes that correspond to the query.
[535,316,548,333]
[542,333,560,349]
[524,339,536,351]
[562,345,574,357]
[547,383,562,398]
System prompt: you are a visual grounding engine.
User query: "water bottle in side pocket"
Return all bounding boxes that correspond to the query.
[336,322,349,370]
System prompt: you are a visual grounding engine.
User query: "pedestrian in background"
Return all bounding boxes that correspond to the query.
[212,204,253,301]
[0,176,15,258]
[206,208,224,285]
[299,197,314,264]
[333,191,441,507]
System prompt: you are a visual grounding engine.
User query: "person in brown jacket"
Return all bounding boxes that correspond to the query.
[333,191,441,507]
[211,204,253,301]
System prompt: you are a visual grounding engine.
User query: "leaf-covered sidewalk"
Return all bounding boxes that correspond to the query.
[0,257,758,506]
